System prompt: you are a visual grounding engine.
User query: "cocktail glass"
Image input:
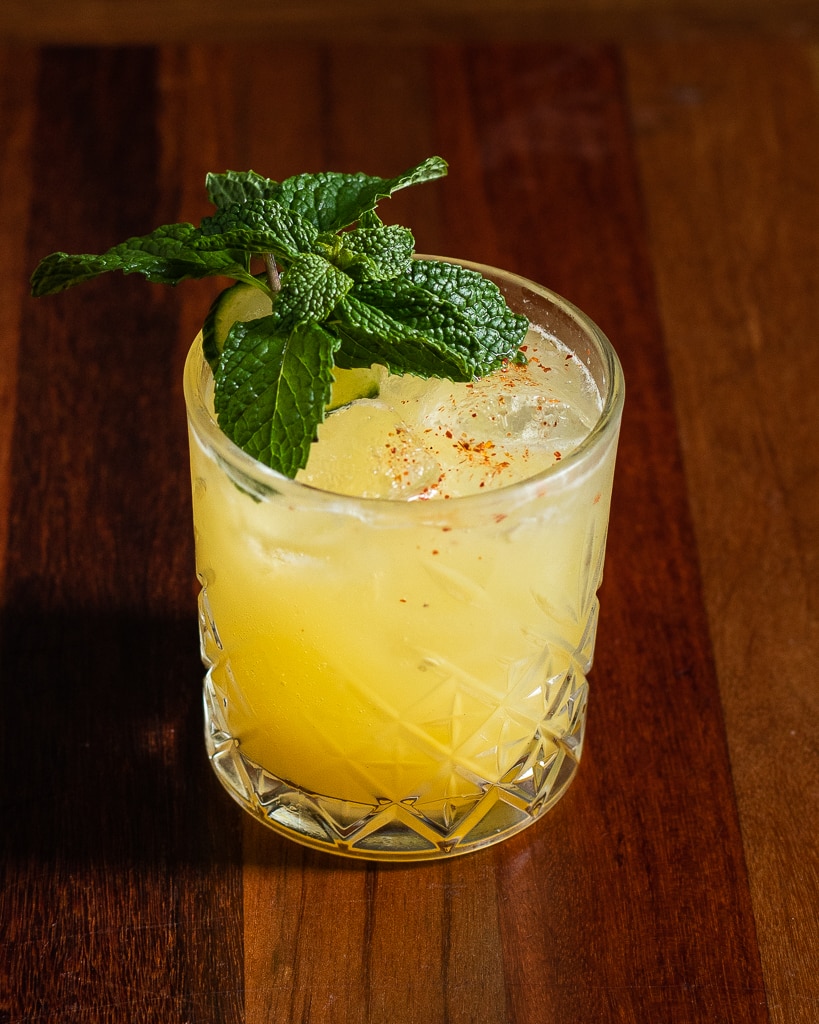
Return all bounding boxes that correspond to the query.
[184,259,624,861]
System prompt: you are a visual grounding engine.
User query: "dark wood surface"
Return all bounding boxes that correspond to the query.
[1,30,817,1024]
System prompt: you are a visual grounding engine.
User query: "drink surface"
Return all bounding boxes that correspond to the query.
[297,326,602,499]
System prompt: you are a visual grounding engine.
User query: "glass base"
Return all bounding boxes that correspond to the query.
[203,674,586,862]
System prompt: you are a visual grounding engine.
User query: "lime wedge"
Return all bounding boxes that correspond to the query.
[327,365,381,411]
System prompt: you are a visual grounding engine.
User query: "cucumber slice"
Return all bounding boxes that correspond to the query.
[202,277,273,366]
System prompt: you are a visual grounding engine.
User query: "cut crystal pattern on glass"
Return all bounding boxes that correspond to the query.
[202,639,590,861]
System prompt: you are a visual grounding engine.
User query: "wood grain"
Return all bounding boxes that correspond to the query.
[2,0,819,45]
[2,48,243,1023]
[625,38,819,1023]
[0,50,37,591]
[1,33,816,1024]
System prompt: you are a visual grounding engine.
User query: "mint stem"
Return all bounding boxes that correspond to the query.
[264,253,281,293]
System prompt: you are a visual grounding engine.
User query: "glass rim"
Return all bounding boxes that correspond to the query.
[184,258,625,518]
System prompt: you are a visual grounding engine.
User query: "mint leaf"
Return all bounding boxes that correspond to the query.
[271,253,353,331]
[406,259,529,374]
[214,316,340,478]
[206,169,275,208]
[336,266,526,380]
[332,293,473,381]
[30,223,259,296]
[336,224,415,281]
[207,156,448,234]
[199,199,320,261]
[277,156,448,233]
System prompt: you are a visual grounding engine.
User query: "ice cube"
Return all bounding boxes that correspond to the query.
[299,399,445,499]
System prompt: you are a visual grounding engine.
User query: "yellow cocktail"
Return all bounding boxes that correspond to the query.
[185,260,624,859]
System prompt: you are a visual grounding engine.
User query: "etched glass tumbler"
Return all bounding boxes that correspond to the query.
[184,261,624,861]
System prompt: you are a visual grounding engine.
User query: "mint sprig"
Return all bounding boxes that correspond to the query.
[31,156,529,478]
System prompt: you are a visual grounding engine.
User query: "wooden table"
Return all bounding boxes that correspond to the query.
[1,28,817,1024]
